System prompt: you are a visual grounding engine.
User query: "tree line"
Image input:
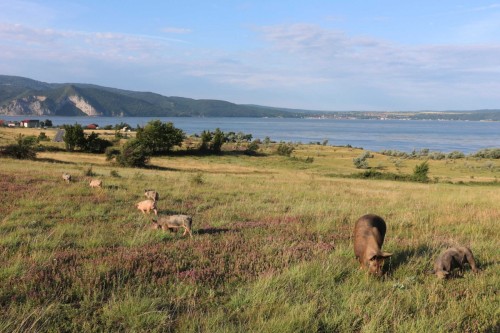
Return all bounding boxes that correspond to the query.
[1,120,257,165]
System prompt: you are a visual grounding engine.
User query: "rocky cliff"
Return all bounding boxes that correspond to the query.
[0,93,102,116]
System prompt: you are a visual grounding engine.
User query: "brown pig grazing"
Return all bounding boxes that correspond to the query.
[136,199,158,215]
[89,179,102,188]
[353,214,392,276]
[151,214,193,237]
[433,246,478,279]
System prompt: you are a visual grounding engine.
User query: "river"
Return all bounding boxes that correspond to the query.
[2,116,499,153]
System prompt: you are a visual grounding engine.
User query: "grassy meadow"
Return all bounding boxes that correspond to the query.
[0,127,499,332]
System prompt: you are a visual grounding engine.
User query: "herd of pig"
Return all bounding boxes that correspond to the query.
[62,173,193,237]
[62,173,478,279]
[136,190,193,237]
[354,214,478,279]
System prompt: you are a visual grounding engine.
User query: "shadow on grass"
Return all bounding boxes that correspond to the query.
[143,165,182,172]
[196,227,233,236]
[385,244,433,276]
[105,184,126,190]
[36,157,75,165]
[167,149,266,158]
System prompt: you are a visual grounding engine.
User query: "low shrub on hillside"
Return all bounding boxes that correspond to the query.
[471,148,500,159]
[276,142,295,157]
[115,139,151,167]
[412,161,430,182]
[349,169,412,181]
[1,134,38,160]
[381,149,467,160]
[353,151,373,169]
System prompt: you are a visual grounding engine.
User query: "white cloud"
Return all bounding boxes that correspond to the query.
[256,23,500,82]
[2,20,500,110]
[0,23,187,63]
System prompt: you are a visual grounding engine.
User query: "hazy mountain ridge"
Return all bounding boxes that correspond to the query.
[1,75,499,120]
[0,75,301,117]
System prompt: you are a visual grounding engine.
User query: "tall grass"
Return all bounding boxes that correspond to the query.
[0,139,499,332]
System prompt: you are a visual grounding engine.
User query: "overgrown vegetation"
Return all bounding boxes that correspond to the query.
[115,139,151,167]
[136,120,184,155]
[471,148,500,159]
[63,124,112,153]
[1,134,38,160]
[412,161,430,182]
[276,142,295,157]
[353,151,373,169]
[0,127,499,332]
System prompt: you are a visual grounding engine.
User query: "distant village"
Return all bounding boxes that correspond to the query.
[0,119,100,129]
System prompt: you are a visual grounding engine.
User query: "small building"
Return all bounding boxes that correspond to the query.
[7,121,18,127]
[86,123,99,129]
[20,119,40,128]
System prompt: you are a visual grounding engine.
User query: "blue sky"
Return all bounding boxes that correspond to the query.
[1,1,500,111]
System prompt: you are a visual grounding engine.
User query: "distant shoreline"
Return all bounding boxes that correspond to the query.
[1,114,499,122]
[1,116,498,153]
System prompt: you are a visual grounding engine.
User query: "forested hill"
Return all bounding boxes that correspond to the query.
[0,75,302,117]
[1,75,499,120]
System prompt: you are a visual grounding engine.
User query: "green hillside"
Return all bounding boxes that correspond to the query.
[1,75,499,120]
[0,75,300,117]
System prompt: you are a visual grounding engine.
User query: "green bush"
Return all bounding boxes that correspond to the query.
[276,142,295,157]
[446,151,465,159]
[245,140,260,155]
[428,151,446,160]
[470,148,500,159]
[353,151,372,169]
[115,139,151,167]
[198,128,227,153]
[2,134,38,160]
[412,161,430,182]
[136,120,184,155]
[211,128,225,153]
[63,124,86,151]
[37,132,50,141]
[84,132,112,153]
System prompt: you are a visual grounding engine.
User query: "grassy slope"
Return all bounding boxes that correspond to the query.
[0,128,499,332]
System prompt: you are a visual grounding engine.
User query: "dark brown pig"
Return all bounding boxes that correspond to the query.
[353,214,392,276]
[433,246,478,279]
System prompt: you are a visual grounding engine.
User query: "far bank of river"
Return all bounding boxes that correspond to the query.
[1,116,499,153]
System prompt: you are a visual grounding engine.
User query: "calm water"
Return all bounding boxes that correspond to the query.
[3,116,499,153]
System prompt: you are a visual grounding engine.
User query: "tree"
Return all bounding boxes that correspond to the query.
[84,132,112,153]
[63,124,86,151]
[136,120,184,154]
[115,139,151,167]
[41,119,52,127]
[199,130,212,152]
[210,128,225,153]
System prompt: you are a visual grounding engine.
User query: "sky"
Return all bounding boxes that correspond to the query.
[1,1,500,111]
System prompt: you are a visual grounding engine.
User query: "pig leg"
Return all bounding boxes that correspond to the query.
[464,251,478,273]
